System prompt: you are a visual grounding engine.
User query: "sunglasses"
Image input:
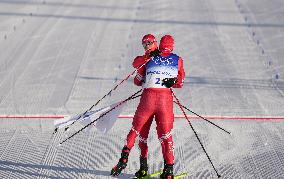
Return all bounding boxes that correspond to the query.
[142,41,154,47]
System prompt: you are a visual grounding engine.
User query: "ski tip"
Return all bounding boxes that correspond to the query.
[133,171,162,178]
[64,127,69,131]
[149,170,162,177]
[175,172,188,179]
[217,174,222,178]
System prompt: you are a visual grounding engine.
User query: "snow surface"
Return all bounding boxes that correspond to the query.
[0,0,283,178]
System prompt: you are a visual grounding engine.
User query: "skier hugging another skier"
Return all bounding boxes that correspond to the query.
[111,34,185,179]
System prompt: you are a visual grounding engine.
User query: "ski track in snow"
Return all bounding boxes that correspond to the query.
[0,0,284,178]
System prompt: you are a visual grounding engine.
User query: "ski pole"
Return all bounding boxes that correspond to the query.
[173,101,231,135]
[171,89,221,178]
[62,71,136,132]
[53,59,149,134]
[59,89,142,145]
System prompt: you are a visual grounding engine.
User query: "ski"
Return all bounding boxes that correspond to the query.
[133,171,188,179]
[175,172,188,178]
[133,171,162,179]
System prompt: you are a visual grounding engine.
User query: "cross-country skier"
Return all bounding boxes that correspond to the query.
[111,34,159,178]
[132,34,159,178]
[111,34,185,179]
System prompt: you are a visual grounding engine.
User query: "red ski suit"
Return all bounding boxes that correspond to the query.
[125,52,185,165]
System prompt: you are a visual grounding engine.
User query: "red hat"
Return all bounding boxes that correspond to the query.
[159,35,174,53]
[142,34,156,44]
[142,34,158,54]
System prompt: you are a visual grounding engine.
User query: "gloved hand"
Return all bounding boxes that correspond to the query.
[162,78,177,88]
[149,49,160,57]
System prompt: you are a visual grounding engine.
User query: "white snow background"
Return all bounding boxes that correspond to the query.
[0,0,284,178]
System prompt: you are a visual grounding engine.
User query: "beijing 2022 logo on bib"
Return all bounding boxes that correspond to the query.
[152,56,174,66]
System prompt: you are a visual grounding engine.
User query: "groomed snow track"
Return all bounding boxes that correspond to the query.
[0,0,284,178]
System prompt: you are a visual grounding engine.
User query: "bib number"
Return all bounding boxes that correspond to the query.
[155,78,161,84]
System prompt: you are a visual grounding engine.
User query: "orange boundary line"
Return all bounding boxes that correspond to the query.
[0,115,66,119]
[118,115,284,120]
[0,115,284,120]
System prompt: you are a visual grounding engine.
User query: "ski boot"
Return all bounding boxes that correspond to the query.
[134,157,148,178]
[111,146,130,176]
[160,164,174,179]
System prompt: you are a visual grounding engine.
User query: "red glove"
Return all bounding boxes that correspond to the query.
[132,56,148,69]
[134,66,146,86]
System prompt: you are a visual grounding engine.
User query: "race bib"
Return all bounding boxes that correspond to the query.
[143,54,179,88]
